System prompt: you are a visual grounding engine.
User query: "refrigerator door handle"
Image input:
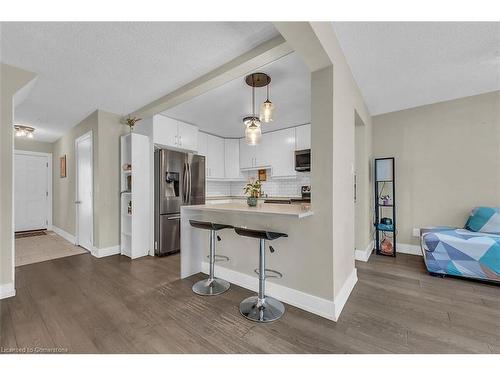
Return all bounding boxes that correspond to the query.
[182,162,188,204]
[188,163,191,203]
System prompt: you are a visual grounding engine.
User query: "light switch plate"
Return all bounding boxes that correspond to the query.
[412,228,420,237]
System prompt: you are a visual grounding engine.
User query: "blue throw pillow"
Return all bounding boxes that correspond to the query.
[465,207,500,235]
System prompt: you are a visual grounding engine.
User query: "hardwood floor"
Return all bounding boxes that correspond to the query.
[1,252,499,353]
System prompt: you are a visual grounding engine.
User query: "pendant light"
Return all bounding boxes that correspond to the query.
[260,83,274,123]
[243,73,263,145]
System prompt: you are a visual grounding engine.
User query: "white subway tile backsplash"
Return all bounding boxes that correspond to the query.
[207,171,310,198]
[206,180,231,197]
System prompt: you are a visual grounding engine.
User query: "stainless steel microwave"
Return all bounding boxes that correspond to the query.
[295,149,311,172]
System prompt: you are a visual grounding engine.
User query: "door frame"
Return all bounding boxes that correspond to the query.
[74,130,94,249]
[13,149,53,231]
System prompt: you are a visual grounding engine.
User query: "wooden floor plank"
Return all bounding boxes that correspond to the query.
[2,251,497,353]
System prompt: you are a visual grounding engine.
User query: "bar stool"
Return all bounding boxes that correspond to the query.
[189,220,233,296]
[233,227,288,323]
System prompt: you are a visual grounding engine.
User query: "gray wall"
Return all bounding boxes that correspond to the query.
[373,90,500,245]
[1,63,37,287]
[51,109,127,250]
[14,138,53,154]
[52,111,99,242]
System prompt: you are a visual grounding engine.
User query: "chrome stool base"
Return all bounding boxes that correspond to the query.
[239,296,285,323]
[192,278,230,296]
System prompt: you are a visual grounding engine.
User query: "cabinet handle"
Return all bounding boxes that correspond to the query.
[174,135,178,145]
[179,135,182,146]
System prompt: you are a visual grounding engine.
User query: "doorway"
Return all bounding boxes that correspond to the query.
[75,131,93,251]
[14,150,52,232]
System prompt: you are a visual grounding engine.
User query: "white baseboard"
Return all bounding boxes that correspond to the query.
[397,243,422,256]
[333,268,358,320]
[91,245,120,258]
[0,282,16,300]
[201,263,358,322]
[52,225,75,244]
[355,241,374,262]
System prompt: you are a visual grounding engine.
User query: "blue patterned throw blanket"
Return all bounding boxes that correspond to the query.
[421,227,500,282]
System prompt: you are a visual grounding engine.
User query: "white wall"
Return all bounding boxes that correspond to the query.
[373,90,500,245]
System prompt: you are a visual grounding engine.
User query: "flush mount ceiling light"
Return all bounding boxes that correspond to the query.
[14,125,35,138]
[244,72,273,145]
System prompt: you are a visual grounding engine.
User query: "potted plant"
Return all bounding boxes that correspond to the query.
[243,178,262,207]
[123,116,142,133]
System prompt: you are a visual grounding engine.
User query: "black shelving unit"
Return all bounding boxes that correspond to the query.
[374,157,396,257]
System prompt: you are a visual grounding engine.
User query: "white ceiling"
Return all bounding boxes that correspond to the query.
[163,51,310,138]
[333,22,500,115]
[0,22,279,141]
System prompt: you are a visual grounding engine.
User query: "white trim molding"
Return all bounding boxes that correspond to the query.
[333,268,358,320]
[0,282,16,300]
[13,149,53,231]
[201,263,358,322]
[355,240,374,262]
[397,243,423,256]
[91,245,120,258]
[52,225,76,244]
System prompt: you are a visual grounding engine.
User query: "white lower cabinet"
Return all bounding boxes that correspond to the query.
[271,127,296,178]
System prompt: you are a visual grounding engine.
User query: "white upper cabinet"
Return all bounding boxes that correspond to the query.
[153,115,178,148]
[224,139,243,180]
[152,115,198,152]
[239,133,273,170]
[177,121,198,151]
[239,138,254,169]
[197,131,208,156]
[271,128,296,178]
[295,123,311,150]
[206,133,225,179]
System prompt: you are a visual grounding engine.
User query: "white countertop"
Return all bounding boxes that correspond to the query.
[182,202,313,219]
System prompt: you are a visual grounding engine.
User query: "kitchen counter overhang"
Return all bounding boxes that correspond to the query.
[182,202,313,219]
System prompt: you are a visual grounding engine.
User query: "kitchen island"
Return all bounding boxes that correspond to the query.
[180,201,346,320]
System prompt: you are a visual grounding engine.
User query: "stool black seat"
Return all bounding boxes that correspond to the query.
[234,227,288,241]
[189,220,233,296]
[190,220,233,232]
[233,226,288,323]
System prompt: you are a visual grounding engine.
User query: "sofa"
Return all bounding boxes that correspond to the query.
[420,207,500,282]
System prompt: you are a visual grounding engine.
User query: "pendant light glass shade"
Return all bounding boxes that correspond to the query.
[245,120,262,146]
[260,99,274,123]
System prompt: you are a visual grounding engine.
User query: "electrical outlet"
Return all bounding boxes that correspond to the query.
[412,228,420,237]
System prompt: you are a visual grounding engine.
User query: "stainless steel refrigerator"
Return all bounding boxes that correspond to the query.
[154,149,205,256]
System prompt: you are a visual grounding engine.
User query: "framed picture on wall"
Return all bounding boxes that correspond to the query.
[60,155,67,178]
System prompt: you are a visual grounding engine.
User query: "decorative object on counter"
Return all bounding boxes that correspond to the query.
[374,157,396,257]
[123,115,141,133]
[122,163,132,171]
[258,169,267,182]
[59,155,67,178]
[243,72,274,145]
[14,124,35,138]
[244,178,262,207]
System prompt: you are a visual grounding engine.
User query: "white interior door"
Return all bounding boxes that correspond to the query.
[76,133,93,251]
[14,153,48,231]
